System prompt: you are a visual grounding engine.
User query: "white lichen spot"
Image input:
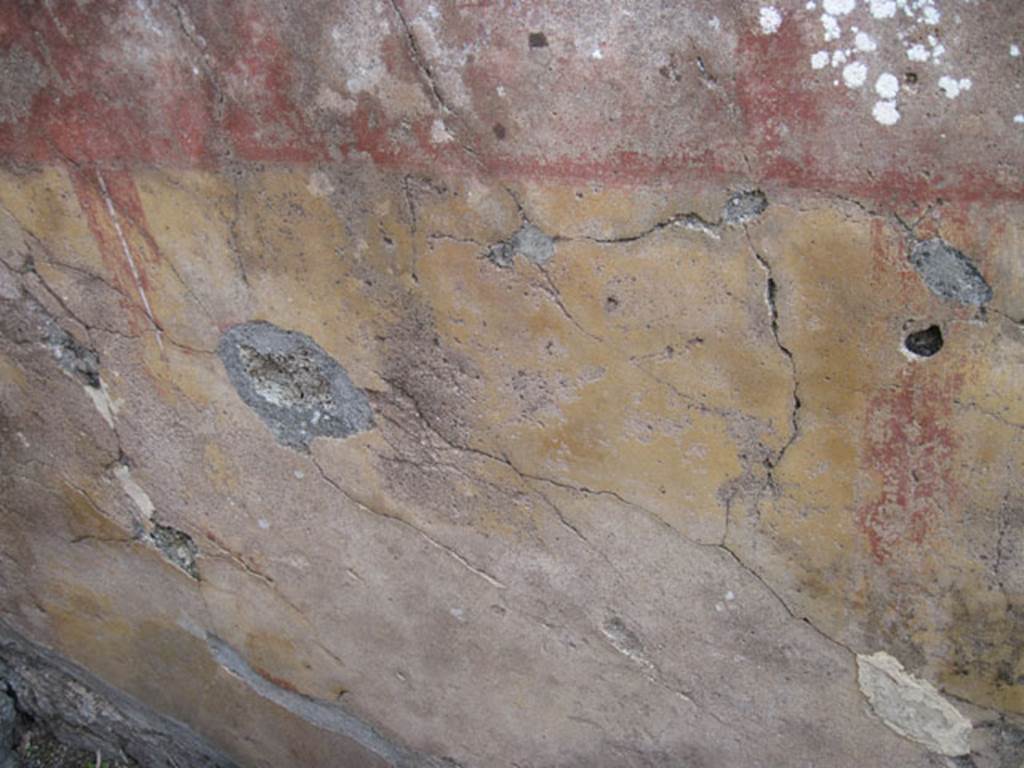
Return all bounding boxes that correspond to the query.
[937,76,972,99]
[1011,44,1021,58]
[591,47,603,60]
[843,61,868,88]
[759,6,782,34]
[857,651,972,757]
[921,5,940,25]
[805,0,817,9]
[823,0,855,15]
[855,31,878,52]
[832,49,848,67]
[870,0,897,18]
[1014,114,1024,124]
[907,44,930,62]
[822,13,841,41]
[811,50,830,69]
[875,72,900,98]
[709,16,721,30]
[873,99,900,125]
[431,118,453,143]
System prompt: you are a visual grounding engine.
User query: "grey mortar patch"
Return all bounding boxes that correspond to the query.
[721,190,768,225]
[148,523,199,580]
[909,238,992,306]
[47,326,100,388]
[217,321,373,451]
[0,46,46,124]
[486,224,555,268]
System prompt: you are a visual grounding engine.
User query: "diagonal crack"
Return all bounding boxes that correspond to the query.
[309,453,506,590]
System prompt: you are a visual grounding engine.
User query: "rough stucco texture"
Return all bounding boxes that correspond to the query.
[1,1,1024,766]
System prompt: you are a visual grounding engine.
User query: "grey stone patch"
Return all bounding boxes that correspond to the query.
[217,321,374,451]
[0,623,237,768]
[909,238,992,306]
[486,224,555,268]
[857,651,972,757]
[147,524,199,580]
[0,47,45,124]
[46,326,100,388]
[721,190,768,224]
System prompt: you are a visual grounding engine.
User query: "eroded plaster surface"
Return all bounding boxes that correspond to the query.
[1,1,1023,767]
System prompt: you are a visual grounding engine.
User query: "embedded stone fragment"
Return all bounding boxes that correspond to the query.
[908,238,992,306]
[218,321,373,451]
[857,651,972,756]
[721,190,768,224]
[486,224,555,268]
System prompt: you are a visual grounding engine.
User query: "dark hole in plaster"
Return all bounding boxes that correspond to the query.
[149,523,199,580]
[605,296,620,312]
[905,71,918,84]
[217,321,374,451]
[908,238,992,306]
[528,32,548,48]
[905,325,943,357]
[492,122,507,140]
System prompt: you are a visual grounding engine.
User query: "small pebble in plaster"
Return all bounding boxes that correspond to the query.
[725,591,736,601]
[150,523,199,580]
[759,6,782,34]
[258,519,270,530]
[873,99,900,125]
[875,72,900,98]
[591,47,603,60]
[486,224,556,268]
[1012,44,1021,58]
[870,0,897,19]
[722,190,768,224]
[843,61,868,88]
[1014,114,1024,124]
[811,50,829,69]
[855,32,878,52]
[937,76,972,99]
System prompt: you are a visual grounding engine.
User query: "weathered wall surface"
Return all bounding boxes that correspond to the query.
[1,1,1023,766]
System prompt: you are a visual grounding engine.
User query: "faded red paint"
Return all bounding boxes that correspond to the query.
[218,5,325,163]
[68,166,165,337]
[858,370,960,564]
[1,1,1023,204]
